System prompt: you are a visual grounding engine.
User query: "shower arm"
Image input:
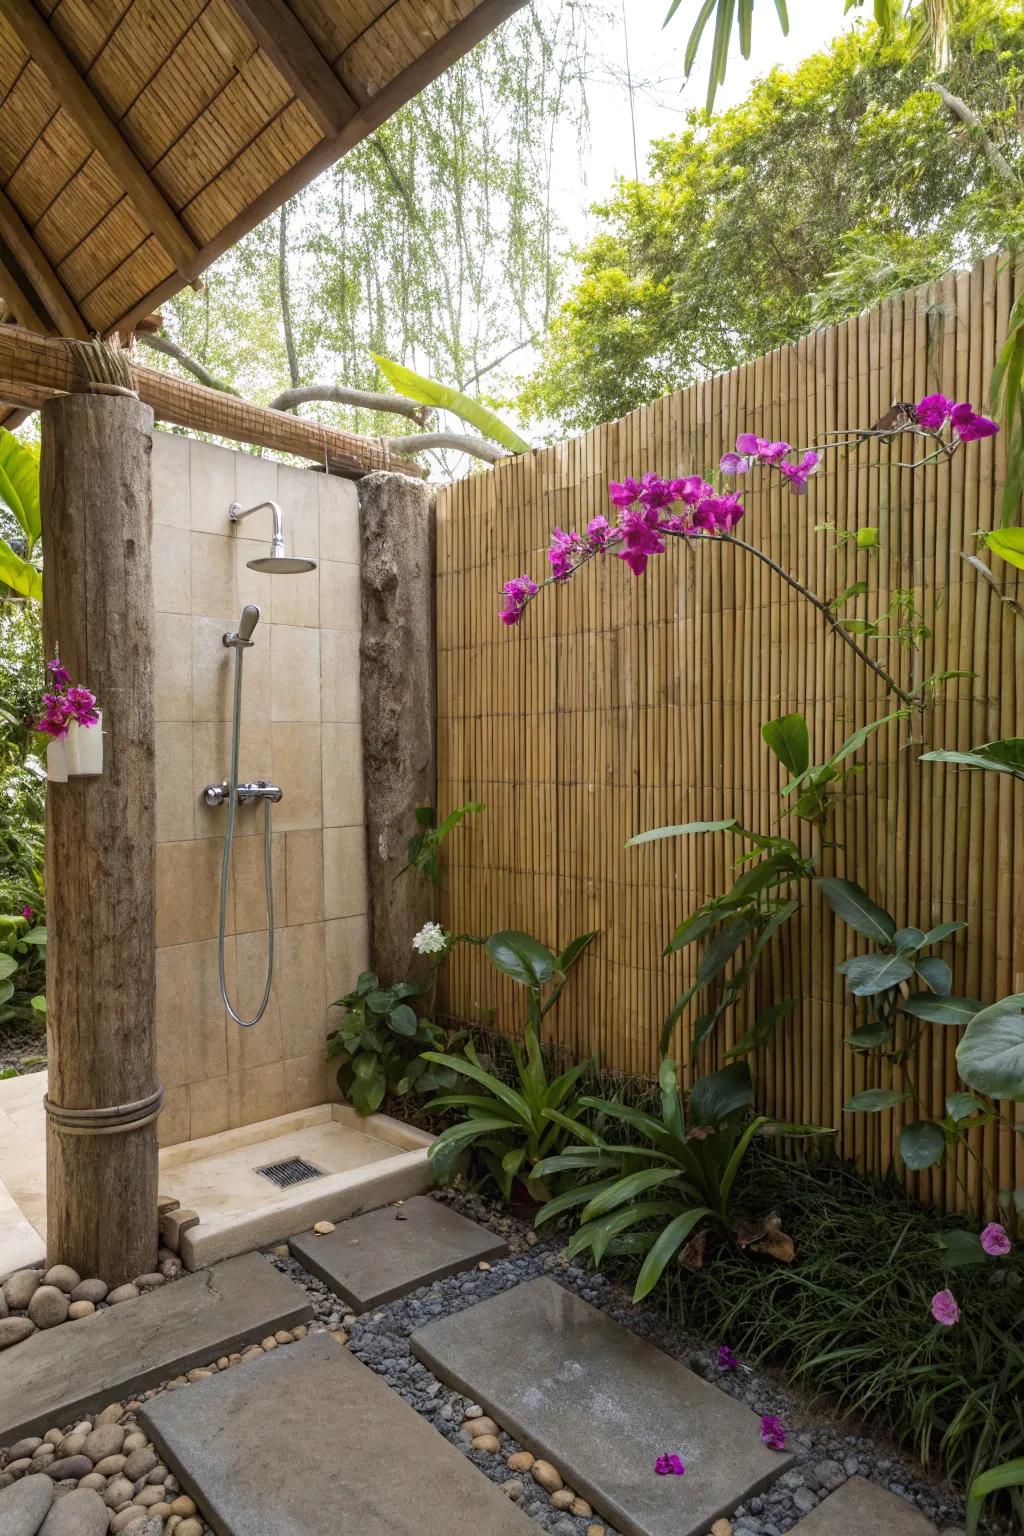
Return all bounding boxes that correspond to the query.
[229,499,285,557]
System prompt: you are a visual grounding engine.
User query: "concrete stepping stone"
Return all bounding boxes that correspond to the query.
[140,1331,536,1536]
[0,1254,311,1445]
[789,1476,938,1535]
[289,1195,507,1312]
[411,1276,794,1536]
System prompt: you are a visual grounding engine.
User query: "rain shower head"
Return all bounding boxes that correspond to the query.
[228,499,317,575]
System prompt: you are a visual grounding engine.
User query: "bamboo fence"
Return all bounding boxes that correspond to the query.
[435,252,1024,1214]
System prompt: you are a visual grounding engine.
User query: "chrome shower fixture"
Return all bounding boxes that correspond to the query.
[224,602,261,648]
[228,499,318,574]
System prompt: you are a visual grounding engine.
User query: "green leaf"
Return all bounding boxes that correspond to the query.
[627,818,741,847]
[0,538,42,602]
[856,526,878,548]
[892,928,926,952]
[633,1207,713,1301]
[987,527,1024,571]
[726,996,796,1059]
[557,931,597,973]
[485,931,556,990]
[900,994,982,1026]
[0,428,40,549]
[690,1062,753,1126]
[920,741,1024,782]
[419,1050,533,1124]
[841,953,914,996]
[946,1092,984,1123]
[370,352,530,454]
[534,1175,622,1227]
[30,994,45,1013]
[921,921,967,946]
[845,1022,894,1051]
[580,1167,683,1221]
[957,994,1024,1100]
[0,954,16,981]
[936,1230,988,1268]
[899,1120,946,1170]
[915,956,952,997]
[0,979,13,1005]
[388,1003,418,1036]
[845,1089,911,1112]
[366,989,396,1015]
[818,878,895,942]
[966,1459,1024,1536]
[761,713,809,776]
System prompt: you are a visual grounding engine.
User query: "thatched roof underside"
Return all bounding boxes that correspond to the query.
[0,0,524,340]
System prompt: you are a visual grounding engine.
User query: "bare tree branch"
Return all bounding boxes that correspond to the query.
[929,81,1022,201]
[385,432,506,464]
[459,334,539,391]
[278,202,300,390]
[267,384,431,424]
[137,333,240,395]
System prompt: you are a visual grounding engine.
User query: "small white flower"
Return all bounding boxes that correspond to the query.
[412,921,448,956]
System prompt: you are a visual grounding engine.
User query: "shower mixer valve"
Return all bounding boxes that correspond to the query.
[204,779,283,808]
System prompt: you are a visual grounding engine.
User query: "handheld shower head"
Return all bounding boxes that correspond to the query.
[238,604,260,642]
[228,499,317,574]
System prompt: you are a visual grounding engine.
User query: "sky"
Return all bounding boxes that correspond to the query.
[557,1,860,241]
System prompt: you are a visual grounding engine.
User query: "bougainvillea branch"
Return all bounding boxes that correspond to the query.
[499,393,998,710]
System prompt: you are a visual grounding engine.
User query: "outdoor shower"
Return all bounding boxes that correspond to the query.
[204,500,318,1027]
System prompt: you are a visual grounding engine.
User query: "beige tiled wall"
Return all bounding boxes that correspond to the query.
[150,433,369,1147]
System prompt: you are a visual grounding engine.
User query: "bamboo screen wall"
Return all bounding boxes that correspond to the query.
[435,252,1024,1212]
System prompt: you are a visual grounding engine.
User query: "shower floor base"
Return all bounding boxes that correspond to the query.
[0,1075,434,1277]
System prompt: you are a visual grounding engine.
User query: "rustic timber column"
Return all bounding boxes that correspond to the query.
[41,393,158,1286]
[359,471,436,984]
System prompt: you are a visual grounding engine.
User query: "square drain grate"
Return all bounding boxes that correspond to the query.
[254,1156,325,1189]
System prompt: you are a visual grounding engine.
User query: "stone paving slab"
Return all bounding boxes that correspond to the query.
[140,1331,537,1536]
[0,1254,312,1445]
[790,1477,938,1535]
[411,1276,794,1536]
[288,1195,508,1311]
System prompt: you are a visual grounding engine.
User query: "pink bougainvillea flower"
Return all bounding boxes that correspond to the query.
[777,451,820,495]
[931,1289,961,1326]
[608,477,644,508]
[669,474,714,504]
[20,905,33,922]
[35,691,71,739]
[65,686,99,728]
[587,514,615,549]
[915,393,953,432]
[498,574,538,626]
[718,1344,738,1371]
[548,528,582,582]
[654,1453,686,1476]
[980,1222,1012,1257]
[637,473,677,511]
[760,1415,787,1451]
[735,434,791,464]
[950,402,999,442]
[616,507,666,575]
[47,654,72,689]
[720,451,750,475]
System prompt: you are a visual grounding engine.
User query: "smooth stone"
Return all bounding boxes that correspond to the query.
[787,1478,938,1535]
[95,1403,123,1425]
[123,1450,158,1481]
[572,1499,594,1518]
[135,1488,166,1508]
[133,1276,165,1292]
[175,1523,203,1536]
[473,1436,501,1454]
[507,1453,534,1473]
[77,1476,107,1493]
[106,1286,140,1306]
[92,1456,127,1477]
[44,1458,92,1482]
[83,1424,126,1462]
[27,1288,68,1330]
[0,1294,7,1320]
[70,1280,108,1306]
[2,1272,40,1311]
[109,1508,147,1532]
[144,1467,168,1486]
[551,1490,576,1510]
[711,1524,732,1536]
[167,1498,196,1518]
[0,1319,35,1351]
[55,1434,87,1458]
[532,1462,562,1494]
[43,1267,80,1295]
[37,1487,108,1535]
[5,1440,41,1462]
[502,1482,524,1502]
[103,1476,134,1508]
[464,1417,500,1439]
[0,1473,53,1535]
[67,1302,95,1322]
[122,1436,147,1455]
[3,1464,30,1481]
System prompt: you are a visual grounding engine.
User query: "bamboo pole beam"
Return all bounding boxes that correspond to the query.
[0,0,200,278]
[0,235,57,334]
[0,189,88,339]
[0,324,425,478]
[221,0,362,134]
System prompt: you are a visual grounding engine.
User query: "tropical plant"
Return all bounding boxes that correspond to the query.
[326,971,462,1116]
[402,800,485,888]
[0,914,46,1028]
[920,737,1024,783]
[0,429,42,603]
[420,928,597,1197]
[762,709,909,826]
[371,354,530,456]
[966,1458,1024,1535]
[533,1058,832,1300]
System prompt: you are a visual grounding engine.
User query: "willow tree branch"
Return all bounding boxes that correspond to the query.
[928,82,1022,201]
[137,333,240,395]
[384,432,505,464]
[459,334,538,391]
[715,534,919,709]
[267,384,431,424]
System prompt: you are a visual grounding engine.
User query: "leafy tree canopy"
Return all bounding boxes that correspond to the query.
[520,0,1024,436]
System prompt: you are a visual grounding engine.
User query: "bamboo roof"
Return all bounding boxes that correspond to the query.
[0,0,525,341]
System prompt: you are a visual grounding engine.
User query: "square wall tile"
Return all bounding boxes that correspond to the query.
[157,938,232,1088]
[318,473,359,564]
[270,568,319,628]
[191,532,236,619]
[278,922,327,1059]
[151,431,190,528]
[235,537,273,621]
[271,625,320,722]
[229,1061,285,1128]
[320,629,360,724]
[190,1075,229,1139]
[319,560,360,630]
[323,825,367,920]
[284,1054,327,1113]
[234,453,278,542]
[152,522,191,615]
[191,721,232,838]
[227,929,282,1069]
[192,616,234,723]
[272,723,322,830]
[322,724,362,827]
[278,463,319,557]
[156,721,195,843]
[285,829,324,926]
[156,839,226,947]
[325,915,368,1003]
[155,612,193,722]
[231,831,286,934]
[189,440,236,535]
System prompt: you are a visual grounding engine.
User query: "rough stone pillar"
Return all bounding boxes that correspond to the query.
[358,471,436,985]
[42,393,159,1285]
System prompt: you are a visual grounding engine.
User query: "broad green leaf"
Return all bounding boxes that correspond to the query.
[29,994,45,1013]
[844,1089,910,1112]
[761,713,809,776]
[366,989,396,1014]
[580,1167,683,1220]
[0,979,13,1005]
[0,538,42,602]
[845,1022,893,1051]
[0,428,41,548]
[946,1092,984,1122]
[899,1119,946,1170]
[915,956,952,997]
[842,953,914,996]
[690,1062,753,1126]
[921,740,1024,783]
[485,931,555,990]
[370,351,530,454]
[627,818,740,847]
[387,1003,418,1036]
[935,1229,988,1268]
[557,931,598,974]
[0,954,17,980]
[901,994,981,1026]
[696,916,752,989]
[818,878,895,943]
[534,1175,621,1227]
[633,1207,712,1301]
[966,1459,1024,1536]
[892,928,926,952]
[987,527,1024,571]
[922,921,967,946]
[957,994,1024,1100]
[726,996,796,1058]
[419,1050,533,1123]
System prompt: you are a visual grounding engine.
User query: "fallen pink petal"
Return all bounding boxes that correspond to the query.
[760,1415,787,1451]
[653,1453,686,1476]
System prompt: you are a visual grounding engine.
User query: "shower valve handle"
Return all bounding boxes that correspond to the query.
[204,779,283,807]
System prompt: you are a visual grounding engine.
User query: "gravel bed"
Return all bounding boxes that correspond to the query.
[0,1021,46,1075]
[268,1187,989,1536]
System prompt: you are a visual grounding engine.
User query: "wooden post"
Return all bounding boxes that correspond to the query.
[41,392,159,1286]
